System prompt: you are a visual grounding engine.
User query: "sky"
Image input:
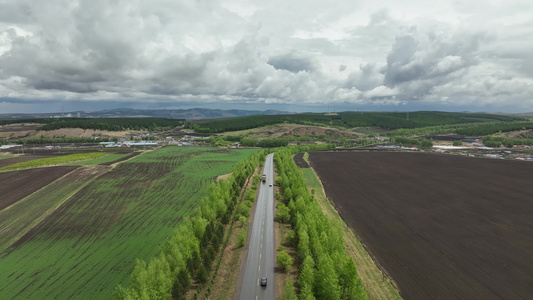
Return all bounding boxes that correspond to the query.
[0,0,532,114]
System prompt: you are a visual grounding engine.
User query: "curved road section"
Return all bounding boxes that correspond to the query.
[239,153,275,300]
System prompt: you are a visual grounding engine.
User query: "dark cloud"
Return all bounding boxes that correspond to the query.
[344,63,383,92]
[267,52,315,73]
[384,35,421,86]
[382,30,487,99]
[31,80,96,93]
[0,2,32,24]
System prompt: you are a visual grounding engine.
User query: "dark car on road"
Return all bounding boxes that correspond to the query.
[260,277,267,286]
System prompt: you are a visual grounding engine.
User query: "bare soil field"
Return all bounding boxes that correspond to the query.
[293,152,309,168]
[0,166,78,211]
[309,151,533,300]
[0,123,136,140]
[0,124,42,132]
[28,128,132,138]
[0,124,43,139]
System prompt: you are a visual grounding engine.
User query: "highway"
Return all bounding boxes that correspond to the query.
[239,153,275,300]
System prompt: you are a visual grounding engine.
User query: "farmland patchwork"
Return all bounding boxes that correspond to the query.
[0,147,257,299]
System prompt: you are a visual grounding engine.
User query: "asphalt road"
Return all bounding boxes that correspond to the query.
[239,153,275,300]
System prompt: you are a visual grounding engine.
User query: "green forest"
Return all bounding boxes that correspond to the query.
[188,111,525,133]
[0,118,184,131]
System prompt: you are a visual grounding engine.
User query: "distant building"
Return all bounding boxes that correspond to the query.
[0,144,22,150]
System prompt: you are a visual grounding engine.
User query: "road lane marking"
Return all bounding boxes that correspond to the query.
[261,243,262,249]
[258,264,261,271]
[260,253,262,259]
[257,279,259,286]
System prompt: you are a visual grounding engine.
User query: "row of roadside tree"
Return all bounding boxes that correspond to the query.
[275,146,368,300]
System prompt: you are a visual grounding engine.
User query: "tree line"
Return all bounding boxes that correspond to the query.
[391,137,433,148]
[482,136,533,147]
[11,137,110,144]
[0,118,184,131]
[274,146,367,300]
[40,118,185,131]
[455,122,533,136]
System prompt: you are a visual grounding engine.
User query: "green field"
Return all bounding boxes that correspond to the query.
[0,166,109,252]
[68,153,132,166]
[0,146,258,299]
[0,152,108,170]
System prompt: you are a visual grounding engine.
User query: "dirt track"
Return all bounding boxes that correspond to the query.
[293,152,309,168]
[0,166,78,211]
[309,151,533,300]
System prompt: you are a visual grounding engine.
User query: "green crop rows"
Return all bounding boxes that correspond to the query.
[0,167,108,252]
[0,146,258,299]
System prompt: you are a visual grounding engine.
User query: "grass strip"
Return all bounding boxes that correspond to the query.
[0,152,107,170]
[67,153,130,166]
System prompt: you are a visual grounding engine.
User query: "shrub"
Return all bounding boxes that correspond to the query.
[277,249,293,273]
[237,228,247,248]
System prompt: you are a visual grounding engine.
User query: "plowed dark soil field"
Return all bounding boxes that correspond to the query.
[0,166,77,210]
[309,151,533,300]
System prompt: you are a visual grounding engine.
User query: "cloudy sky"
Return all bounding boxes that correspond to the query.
[1,0,532,113]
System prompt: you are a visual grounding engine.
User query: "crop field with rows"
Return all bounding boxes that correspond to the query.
[0,146,257,299]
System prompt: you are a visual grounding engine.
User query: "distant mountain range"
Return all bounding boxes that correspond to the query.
[0,108,291,120]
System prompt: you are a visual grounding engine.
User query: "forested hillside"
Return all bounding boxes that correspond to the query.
[188,111,524,133]
[0,118,184,131]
